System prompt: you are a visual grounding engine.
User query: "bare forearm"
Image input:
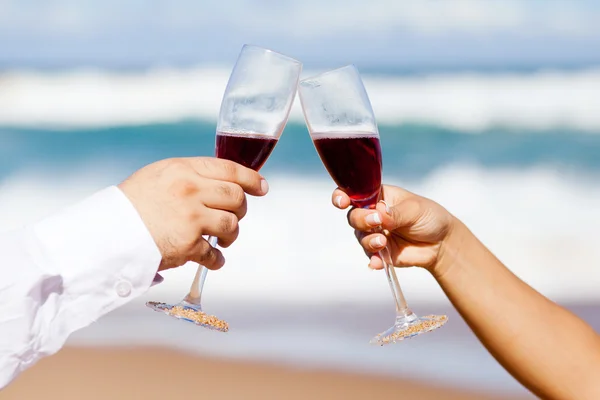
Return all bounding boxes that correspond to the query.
[435,220,600,399]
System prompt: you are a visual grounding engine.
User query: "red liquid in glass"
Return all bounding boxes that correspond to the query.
[312,133,382,208]
[215,132,278,171]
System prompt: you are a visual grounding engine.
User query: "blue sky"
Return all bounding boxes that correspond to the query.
[1,0,600,70]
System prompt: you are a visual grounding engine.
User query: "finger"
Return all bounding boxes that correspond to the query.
[201,180,248,220]
[354,230,379,264]
[359,233,387,254]
[347,207,384,231]
[355,230,385,270]
[368,254,384,270]
[187,157,268,197]
[201,209,240,248]
[190,238,225,270]
[331,188,352,209]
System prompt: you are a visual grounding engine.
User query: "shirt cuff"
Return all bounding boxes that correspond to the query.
[29,186,162,316]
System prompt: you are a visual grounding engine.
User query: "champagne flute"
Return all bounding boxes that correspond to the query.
[298,65,447,345]
[147,45,302,331]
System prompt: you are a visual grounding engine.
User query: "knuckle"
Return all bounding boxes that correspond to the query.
[196,242,216,263]
[205,247,218,262]
[237,199,248,220]
[165,158,189,174]
[221,160,239,180]
[188,211,201,223]
[216,183,233,199]
[399,198,422,222]
[361,236,372,250]
[170,179,198,198]
[230,185,246,208]
[219,213,238,233]
[230,225,240,241]
[198,157,215,172]
[219,226,239,248]
[181,234,200,253]
[403,197,421,211]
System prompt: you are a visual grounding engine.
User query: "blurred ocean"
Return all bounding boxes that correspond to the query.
[1,66,600,397]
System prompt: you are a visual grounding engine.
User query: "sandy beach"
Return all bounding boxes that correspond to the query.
[5,298,592,399]
[2,346,528,400]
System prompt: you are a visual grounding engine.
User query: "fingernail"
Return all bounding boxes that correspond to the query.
[260,179,269,194]
[366,212,382,226]
[370,236,384,248]
[335,195,343,208]
[380,200,391,215]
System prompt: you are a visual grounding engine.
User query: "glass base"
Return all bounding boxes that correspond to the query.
[146,301,229,332]
[370,314,447,346]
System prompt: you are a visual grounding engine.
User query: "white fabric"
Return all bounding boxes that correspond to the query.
[0,186,162,389]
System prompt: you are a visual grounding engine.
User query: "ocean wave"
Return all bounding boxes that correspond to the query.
[1,67,599,132]
[2,120,600,181]
[1,164,599,304]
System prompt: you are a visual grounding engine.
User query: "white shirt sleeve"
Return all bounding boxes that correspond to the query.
[0,186,162,389]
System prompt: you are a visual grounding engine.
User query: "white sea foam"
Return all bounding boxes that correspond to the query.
[1,165,599,305]
[1,67,600,132]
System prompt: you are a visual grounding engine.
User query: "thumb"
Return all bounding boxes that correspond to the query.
[375,197,423,232]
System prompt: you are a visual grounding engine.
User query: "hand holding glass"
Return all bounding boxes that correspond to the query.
[147,45,302,330]
[298,65,447,344]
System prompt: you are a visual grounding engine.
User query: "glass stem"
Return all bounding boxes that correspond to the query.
[184,236,218,306]
[379,246,411,318]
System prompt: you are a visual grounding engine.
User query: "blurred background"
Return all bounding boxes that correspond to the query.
[2,1,600,399]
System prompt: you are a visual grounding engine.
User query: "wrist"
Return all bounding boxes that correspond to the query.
[431,216,470,280]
